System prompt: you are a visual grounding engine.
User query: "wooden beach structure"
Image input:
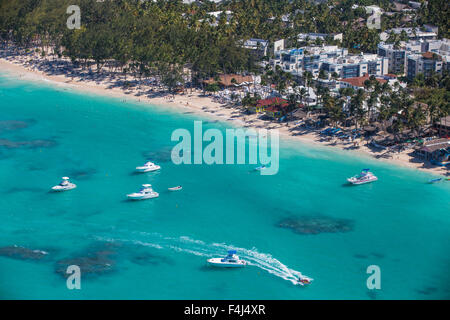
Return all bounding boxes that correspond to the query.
[435,116,450,138]
[415,138,450,163]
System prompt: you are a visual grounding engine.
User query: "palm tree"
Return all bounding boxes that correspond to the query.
[350,89,366,130]
[408,107,427,138]
[328,98,345,128]
[298,87,307,105]
[303,71,313,89]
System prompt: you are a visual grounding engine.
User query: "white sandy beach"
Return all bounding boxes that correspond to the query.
[0,52,447,177]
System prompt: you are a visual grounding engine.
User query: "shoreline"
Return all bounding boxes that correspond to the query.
[0,54,447,177]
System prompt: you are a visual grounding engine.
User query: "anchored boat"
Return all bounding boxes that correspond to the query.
[136,161,160,173]
[51,177,76,192]
[168,186,182,191]
[207,250,247,268]
[127,184,159,200]
[347,169,378,185]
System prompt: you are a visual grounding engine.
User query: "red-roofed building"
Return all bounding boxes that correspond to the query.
[254,97,288,113]
[252,97,302,118]
[339,74,387,90]
[421,51,441,60]
[265,103,291,118]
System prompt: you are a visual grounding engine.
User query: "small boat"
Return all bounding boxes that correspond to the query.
[51,177,76,192]
[207,250,247,268]
[428,178,442,184]
[255,165,266,171]
[168,186,182,191]
[136,161,161,173]
[347,169,378,185]
[127,184,159,200]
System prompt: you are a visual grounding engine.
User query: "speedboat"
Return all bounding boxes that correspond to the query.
[127,184,159,200]
[168,186,182,191]
[207,250,247,268]
[51,177,76,192]
[347,169,378,185]
[255,165,266,171]
[136,161,160,173]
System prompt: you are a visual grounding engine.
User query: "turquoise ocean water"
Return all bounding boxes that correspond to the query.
[0,72,449,300]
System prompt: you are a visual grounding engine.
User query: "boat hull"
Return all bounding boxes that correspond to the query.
[347,177,378,185]
[297,278,313,286]
[51,185,77,192]
[127,193,159,200]
[136,166,160,173]
[207,258,246,268]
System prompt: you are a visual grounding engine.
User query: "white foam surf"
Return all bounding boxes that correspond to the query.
[94,233,312,285]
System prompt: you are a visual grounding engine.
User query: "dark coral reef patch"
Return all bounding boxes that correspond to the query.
[54,243,119,278]
[277,216,354,235]
[0,245,49,261]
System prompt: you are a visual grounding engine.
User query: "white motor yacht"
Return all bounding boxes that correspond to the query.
[136,161,161,173]
[51,177,77,192]
[127,184,159,200]
[347,169,378,185]
[207,250,247,268]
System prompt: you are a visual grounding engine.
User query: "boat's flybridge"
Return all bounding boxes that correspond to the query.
[221,250,239,262]
[208,250,247,268]
[136,161,160,173]
[128,184,159,200]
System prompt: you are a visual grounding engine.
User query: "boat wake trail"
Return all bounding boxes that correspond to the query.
[211,242,312,285]
[94,232,312,285]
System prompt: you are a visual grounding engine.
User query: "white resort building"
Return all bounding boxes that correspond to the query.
[272,45,388,79]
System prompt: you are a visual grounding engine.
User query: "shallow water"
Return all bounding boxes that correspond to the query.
[0,73,449,299]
